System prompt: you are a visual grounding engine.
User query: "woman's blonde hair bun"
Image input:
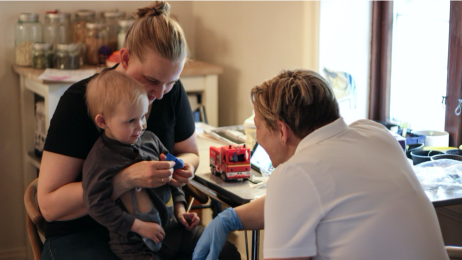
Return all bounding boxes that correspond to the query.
[136,1,170,18]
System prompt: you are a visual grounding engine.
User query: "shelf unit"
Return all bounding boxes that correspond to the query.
[14,60,222,260]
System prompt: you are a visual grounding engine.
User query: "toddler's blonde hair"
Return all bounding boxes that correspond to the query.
[86,70,147,121]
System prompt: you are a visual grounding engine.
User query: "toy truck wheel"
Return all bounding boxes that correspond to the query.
[221,172,229,182]
[211,166,220,176]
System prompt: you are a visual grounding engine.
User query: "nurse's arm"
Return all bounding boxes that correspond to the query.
[234,196,265,230]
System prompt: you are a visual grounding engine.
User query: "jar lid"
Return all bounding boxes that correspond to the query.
[33,42,52,50]
[118,19,135,27]
[103,10,125,18]
[86,22,106,29]
[19,13,39,22]
[46,12,71,21]
[76,10,96,18]
[56,43,79,51]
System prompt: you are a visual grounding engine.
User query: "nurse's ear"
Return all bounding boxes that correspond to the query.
[119,48,130,70]
[277,119,291,145]
[277,119,301,146]
[95,114,107,130]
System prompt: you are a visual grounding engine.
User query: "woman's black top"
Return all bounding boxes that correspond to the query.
[42,65,195,237]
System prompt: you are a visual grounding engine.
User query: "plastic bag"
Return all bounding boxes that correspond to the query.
[413,159,462,191]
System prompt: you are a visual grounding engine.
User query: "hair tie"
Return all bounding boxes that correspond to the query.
[152,7,160,16]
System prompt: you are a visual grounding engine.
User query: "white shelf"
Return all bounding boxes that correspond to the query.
[27,151,41,169]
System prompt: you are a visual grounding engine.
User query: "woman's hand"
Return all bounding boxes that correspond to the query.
[112,159,174,200]
[131,219,165,243]
[177,212,200,231]
[132,157,174,188]
[169,162,195,187]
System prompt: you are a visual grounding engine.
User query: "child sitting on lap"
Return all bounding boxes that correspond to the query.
[82,69,199,260]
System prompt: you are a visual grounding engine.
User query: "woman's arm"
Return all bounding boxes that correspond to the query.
[37,151,86,221]
[173,132,199,169]
[39,151,175,221]
[169,133,200,187]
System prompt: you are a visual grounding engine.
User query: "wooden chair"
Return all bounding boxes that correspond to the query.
[22,179,212,260]
[447,246,462,260]
[24,178,44,260]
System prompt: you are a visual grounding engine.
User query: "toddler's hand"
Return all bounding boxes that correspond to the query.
[177,212,200,231]
[132,219,165,244]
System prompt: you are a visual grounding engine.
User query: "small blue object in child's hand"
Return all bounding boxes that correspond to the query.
[166,153,184,169]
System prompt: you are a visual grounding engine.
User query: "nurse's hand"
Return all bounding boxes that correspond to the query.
[193,207,243,260]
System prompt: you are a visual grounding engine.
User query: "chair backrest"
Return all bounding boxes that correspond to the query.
[24,178,44,260]
[447,246,462,260]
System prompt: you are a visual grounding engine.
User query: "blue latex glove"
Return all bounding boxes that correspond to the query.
[193,207,243,260]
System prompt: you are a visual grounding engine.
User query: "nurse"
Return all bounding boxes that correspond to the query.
[193,69,449,260]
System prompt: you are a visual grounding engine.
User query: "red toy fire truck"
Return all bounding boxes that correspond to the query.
[210,144,251,182]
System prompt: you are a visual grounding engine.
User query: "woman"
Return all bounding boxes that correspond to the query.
[37,2,239,259]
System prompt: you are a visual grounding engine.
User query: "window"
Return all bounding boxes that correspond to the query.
[370,1,462,146]
[389,0,450,131]
[390,0,449,130]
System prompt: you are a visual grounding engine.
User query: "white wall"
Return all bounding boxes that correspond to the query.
[319,0,372,123]
[0,2,194,259]
[192,1,320,126]
[0,1,321,259]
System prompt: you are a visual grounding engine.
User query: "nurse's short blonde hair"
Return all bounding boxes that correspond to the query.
[251,70,340,139]
[86,70,147,121]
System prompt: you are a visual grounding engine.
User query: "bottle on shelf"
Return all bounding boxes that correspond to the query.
[72,9,96,66]
[117,19,134,50]
[44,12,72,49]
[32,42,53,69]
[102,10,125,53]
[54,43,80,70]
[72,10,96,43]
[85,21,109,66]
[43,12,72,49]
[243,111,257,149]
[15,13,43,67]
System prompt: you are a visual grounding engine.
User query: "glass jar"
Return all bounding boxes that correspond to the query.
[102,10,125,52]
[85,22,108,65]
[72,10,96,43]
[32,42,53,69]
[15,13,43,66]
[44,12,72,49]
[54,43,80,70]
[117,19,134,50]
[72,10,95,66]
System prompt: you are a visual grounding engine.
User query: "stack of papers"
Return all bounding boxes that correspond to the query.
[38,69,96,82]
[204,125,246,145]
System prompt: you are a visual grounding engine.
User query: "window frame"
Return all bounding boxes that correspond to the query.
[369,1,462,147]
